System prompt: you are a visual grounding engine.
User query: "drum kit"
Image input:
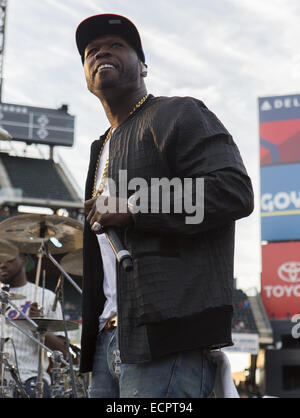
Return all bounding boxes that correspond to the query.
[0,214,87,398]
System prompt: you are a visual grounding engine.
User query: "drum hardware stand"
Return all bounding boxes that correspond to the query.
[0,289,9,398]
[37,241,81,398]
[0,288,39,398]
[1,288,70,398]
[4,357,29,398]
[56,275,78,398]
[35,329,46,398]
[43,243,82,296]
[32,258,46,400]
[50,350,65,398]
[68,344,89,398]
[7,318,69,398]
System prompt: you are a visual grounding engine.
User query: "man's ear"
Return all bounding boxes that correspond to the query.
[140,62,148,77]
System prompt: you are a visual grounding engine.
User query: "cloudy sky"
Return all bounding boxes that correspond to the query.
[2,0,300,293]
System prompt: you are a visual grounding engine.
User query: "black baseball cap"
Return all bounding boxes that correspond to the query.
[76,13,145,64]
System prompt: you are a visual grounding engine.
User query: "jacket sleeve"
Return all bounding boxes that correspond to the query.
[130,98,254,235]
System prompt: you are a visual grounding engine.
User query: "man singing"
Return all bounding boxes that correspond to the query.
[75,13,254,398]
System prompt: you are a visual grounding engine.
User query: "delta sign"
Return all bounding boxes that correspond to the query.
[259,93,300,241]
[259,94,300,166]
[261,241,300,319]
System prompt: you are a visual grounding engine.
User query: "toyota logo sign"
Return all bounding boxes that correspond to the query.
[262,242,300,319]
[278,262,300,283]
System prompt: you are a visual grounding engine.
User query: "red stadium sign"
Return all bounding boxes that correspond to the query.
[261,242,300,319]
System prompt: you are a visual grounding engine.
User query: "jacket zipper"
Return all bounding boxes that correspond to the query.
[113,226,131,374]
[113,260,122,376]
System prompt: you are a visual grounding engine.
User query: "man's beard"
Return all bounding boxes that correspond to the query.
[94,61,139,90]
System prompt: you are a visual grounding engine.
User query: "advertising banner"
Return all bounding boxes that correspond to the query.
[259,94,300,166]
[261,242,300,319]
[261,163,300,241]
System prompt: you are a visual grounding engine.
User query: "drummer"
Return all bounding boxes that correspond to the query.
[0,241,67,398]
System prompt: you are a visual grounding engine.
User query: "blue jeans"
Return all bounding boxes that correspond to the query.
[89,328,216,398]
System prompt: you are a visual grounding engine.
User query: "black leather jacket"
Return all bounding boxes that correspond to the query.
[80,95,254,372]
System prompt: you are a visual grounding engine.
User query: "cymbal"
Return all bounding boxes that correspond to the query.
[0,214,83,254]
[0,238,19,262]
[61,248,83,277]
[14,318,79,332]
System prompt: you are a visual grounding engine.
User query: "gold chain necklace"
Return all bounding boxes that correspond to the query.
[92,94,149,198]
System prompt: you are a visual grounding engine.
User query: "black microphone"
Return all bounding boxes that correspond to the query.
[105,227,133,272]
